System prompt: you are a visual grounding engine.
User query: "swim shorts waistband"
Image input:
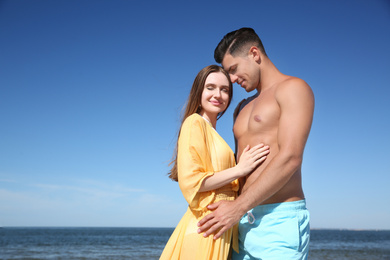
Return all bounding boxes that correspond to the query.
[250,199,307,216]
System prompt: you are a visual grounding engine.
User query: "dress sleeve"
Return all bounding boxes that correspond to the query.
[177,115,214,210]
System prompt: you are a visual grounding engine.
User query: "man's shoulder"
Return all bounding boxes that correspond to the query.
[275,76,314,102]
[233,99,246,122]
[233,93,259,122]
[277,76,310,91]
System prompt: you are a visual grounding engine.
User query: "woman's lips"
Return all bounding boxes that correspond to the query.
[210,100,221,106]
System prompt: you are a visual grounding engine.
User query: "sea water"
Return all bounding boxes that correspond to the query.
[1,227,389,259]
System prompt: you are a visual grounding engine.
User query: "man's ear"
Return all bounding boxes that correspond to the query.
[249,46,261,64]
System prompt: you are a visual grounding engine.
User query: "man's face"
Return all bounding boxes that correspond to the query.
[221,53,259,93]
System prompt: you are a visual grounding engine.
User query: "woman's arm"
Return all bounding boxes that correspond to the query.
[198,144,269,192]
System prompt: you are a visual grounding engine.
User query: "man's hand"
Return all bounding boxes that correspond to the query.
[197,200,244,240]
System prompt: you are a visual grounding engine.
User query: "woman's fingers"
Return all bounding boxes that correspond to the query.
[240,144,269,167]
[250,145,269,157]
[248,143,265,152]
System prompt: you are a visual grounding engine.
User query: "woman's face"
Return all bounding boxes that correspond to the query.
[199,72,230,121]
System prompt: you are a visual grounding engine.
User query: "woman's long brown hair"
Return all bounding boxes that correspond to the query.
[168,65,233,181]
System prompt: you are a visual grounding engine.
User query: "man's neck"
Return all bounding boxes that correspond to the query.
[257,58,285,92]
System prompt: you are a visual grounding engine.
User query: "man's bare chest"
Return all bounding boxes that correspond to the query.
[234,96,280,137]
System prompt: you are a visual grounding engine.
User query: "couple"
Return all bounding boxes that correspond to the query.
[160,27,314,260]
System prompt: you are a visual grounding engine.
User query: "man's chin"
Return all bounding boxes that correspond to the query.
[243,85,254,92]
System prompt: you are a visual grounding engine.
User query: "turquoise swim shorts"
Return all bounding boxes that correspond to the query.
[232,200,310,260]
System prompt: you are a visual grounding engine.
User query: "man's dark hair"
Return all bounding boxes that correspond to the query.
[214,27,267,64]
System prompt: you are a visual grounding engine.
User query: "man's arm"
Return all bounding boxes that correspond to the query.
[197,78,314,239]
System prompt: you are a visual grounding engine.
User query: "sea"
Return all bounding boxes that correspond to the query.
[0,227,389,260]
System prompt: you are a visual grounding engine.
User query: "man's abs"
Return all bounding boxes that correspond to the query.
[241,162,305,205]
[235,127,305,205]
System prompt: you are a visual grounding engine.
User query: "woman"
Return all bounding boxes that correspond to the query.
[160,65,269,260]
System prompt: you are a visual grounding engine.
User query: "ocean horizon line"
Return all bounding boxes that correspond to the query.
[1,226,389,231]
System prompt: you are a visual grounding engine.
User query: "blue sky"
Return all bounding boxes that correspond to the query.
[1,0,389,230]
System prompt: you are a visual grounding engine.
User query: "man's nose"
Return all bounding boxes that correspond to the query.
[230,74,238,83]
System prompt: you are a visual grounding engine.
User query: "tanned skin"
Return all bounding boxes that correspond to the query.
[197,46,314,239]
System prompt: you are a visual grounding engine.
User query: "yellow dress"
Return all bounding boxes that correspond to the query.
[160,113,239,260]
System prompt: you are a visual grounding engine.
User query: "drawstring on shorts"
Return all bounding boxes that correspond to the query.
[247,211,255,224]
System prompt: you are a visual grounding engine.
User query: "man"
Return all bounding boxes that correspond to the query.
[197,28,314,259]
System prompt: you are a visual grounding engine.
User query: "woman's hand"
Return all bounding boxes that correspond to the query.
[236,144,269,177]
[198,144,269,192]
